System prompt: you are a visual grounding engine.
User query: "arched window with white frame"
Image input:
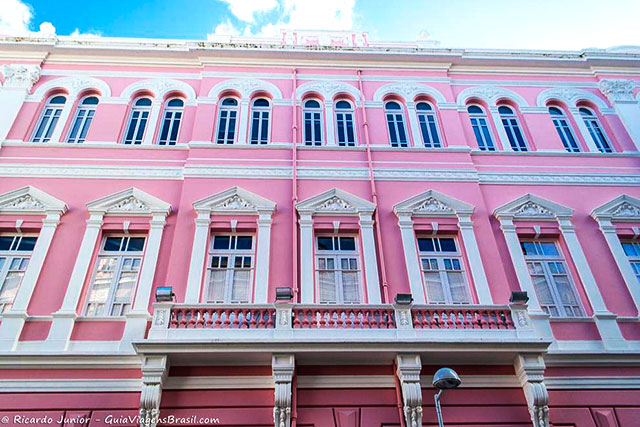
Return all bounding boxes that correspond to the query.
[498,105,528,151]
[250,98,271,145]
[467,105,495,151]
[31,95,66,143]
[385,101,408,147]
[335,100,356,146]
[416,102,441,148]
[303,99,323,146]
[579,107,613,153]
[67,96,98,144]
[123,97,152,145]
[548,106,580,152]
[158,98,184,145]
[216,97,239,144]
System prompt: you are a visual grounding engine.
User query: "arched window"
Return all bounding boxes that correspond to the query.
[31,95,66,143]
[250,98,270,145]
[498,105,528,151]
[123,97,152,145]
[67,96,98,144]
[467,105,495,151]
[158,98,184,145]
[416,102,441,148]
[548,107,580,152]
[335,100,356,146]
[385,101,408,147]
[303,99,323,146]
[216,97,239,144]
[579,107,613,153]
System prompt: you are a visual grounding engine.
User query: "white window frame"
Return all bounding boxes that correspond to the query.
[620,240,640,283]
[157,98,184,145]
[334,99,356,147]
[384,101,409,148]
[205,234,255,304]
[216,97,240,144]
[0,234,37,313]
[579,107,613,153]
[249,98,271,145]
[66,96,98,144]
[123,97,152,145]
[314,234,363,304]
[467,104,496,151]
[303,99,324,146]
[548,106,580,152]
[84,235,146,317]
[498,105,528,151]
[417,236,471,304]
[521,239,585,318]
[31,95,66,143]
[415,102,442,148]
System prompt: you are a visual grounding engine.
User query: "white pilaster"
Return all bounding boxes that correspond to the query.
[396,214,426,304]
[272,354,295,427]
[599,79,640,151]
[140,355,169,427]
[395,354,423,427]
[142,100,162,145]
[325,100,336,146]
[48,101,74,143]
[184,212,211,303]
[568,107,599,152]
[47,214,104,350]
[359,213,381,304]
[0,212,61,351]
[0,64,41,144]
[254,212,273,303]
[489,106,509,151]
[299,214,314,303]
[405,102,422,147]
[237,98,250,144]
[458,215,493,304]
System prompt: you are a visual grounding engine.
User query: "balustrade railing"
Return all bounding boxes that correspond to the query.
[292,306,396,329]
[169,306,276,329]
[411,307,514,330]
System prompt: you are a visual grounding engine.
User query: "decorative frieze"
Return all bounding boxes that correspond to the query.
[272,354,295,427]
[599,79,636,103]
[1,64,41,90]
[395,354,423,427]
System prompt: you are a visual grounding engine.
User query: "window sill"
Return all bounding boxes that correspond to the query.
[2,141,190,150]
[75,316,127,322]
[549,316,595,323]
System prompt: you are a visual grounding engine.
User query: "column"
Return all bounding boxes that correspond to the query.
[558,218,626,349]
[184,212,211,303]
[568,107,599,152]
[489,106,509,151]
[395,354,423,427]
[121,214,167,350]
[142,100,162,145]
[396,214,425,304]
[359,213,382,304]
[140,355,169,427]
[325,100,336,146]
[237,98,250,144]
[596,218,640,311]
[458,215,493,304]
[515,353,549,427]
[299,214,314,303]
[405,102,422,147]
[254,211,273,303]
[272,354,295,427]
[0,212,61,351]
[0,64,41,144]
[47,214,104,350]
[599,79,640,150]
[48,100,74,143]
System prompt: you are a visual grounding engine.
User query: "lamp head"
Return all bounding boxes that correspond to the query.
[155,286,174,302]
[432,367,461,390]
[275,287,294,301]
[394,293,413,305]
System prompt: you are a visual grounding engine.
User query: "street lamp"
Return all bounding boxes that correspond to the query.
[432,367,461,427]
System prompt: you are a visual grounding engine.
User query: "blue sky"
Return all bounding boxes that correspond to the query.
[1,0,639,50]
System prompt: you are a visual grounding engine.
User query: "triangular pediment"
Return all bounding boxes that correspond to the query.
[0,186,67,215]
[193,187,276,214]
[87,188,171,216]
[592,195,640,221]
[296,188,375,215]
[393,190,473,217]
[494,194,572,220]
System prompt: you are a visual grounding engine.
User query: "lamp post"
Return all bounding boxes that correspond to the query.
[432,367,461,427]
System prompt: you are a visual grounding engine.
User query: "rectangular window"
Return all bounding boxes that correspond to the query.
[336,111,355,146]
[315,235,361,304]
[250,110,270,144]
[206,235,254,303]
[84,236,145,317]
[386,113,407,147]
[621,240,640,283]
[417,237,470,304]
[0,235,37,313]
[304,111,322,146]
[520,240,584,317]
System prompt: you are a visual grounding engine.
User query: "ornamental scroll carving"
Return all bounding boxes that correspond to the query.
[611,201,640,219]
[139,356,168,427]
[395,355,423,427]
[599,79,636,103]
[515,354,549,427]
[414,197,453,214]
[272,355,294,427]
[2,64,41,89]
[213,194,256,211]
[106,196,149,213]
[513,201,554,218]
[0,195,45,212]
[316,196,355,212]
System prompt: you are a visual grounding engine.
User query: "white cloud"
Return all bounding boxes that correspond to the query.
[219,0,278,22]
[69,28,103,39]
[0,0,56,37]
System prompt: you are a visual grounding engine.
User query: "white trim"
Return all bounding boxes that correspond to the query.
[0,379,141,392]
[545,376,640,389]
[165,375,273,389]
[208,78,283,100]
[120,79,196,101]
[295,80,361,105]
[536,87,609,110]
[359,214,382,304]
[29,76,111,101]
[457,86,529,107]
[373,82,447,104]
[87,187,172,216]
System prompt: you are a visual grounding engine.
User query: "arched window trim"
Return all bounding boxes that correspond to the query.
[157,97,184,146]
[578,106,614,153]
[302,97,324,146]
[384,100,409,148]
[497,103,528,152]
[31,94,67,143]
[547,104,581,153]
[414,100,442,149]
[249,97,271,145]
[466,103,496,151]
[334,98,356,147]
[216,96,240,145]
[66,95,99,144]
[122,96,153,145]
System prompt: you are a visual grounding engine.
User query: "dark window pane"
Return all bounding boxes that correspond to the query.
[222,98,237,106]
[579,108,592,116]
[304,100,320,108]
[104,237,122,251]
[127,237,145,252]
[339,237,356,251]
[50,96,66,104]
[135,98,152,106]
[548,107,562,116]
[236,236,252,250]
[520,242,536,255]
[82,96,99,105]
[317,236,333,251]
[386,101,401,110]
[417,238,434,252]
[0,236,14,251]
[498,106,513,115]
[335,100,351,109]
[622,243,636,256]
[17,236,37,251]
[540,242,559,256]
[167,99,183,107]
[439,238,456,252]
[213,236,230,250]
[254,98,269,107]
[467,105,482,114]
[416,102,432,111]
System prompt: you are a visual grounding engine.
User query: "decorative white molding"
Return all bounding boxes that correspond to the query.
[272,354,294,427]
[0,379,142,392]
[372,82,447,104]
[29,76,112,101]
[140,355,168,427]
[87,187,172,216]
[456,85,529,107]
[0,186,67,215]
[296,188,375,215]
[295,80,361,103]
[536,87,609,110]
[120,78,196,101]
[395,354,423,427]
[515,354,549,427]
[208,78,283,100]
[192,186,276,215]
[393,189,473,217]
[592,194,640,222]
[1,64,41,90]
[493,193,572,221]
[599,79,636,103]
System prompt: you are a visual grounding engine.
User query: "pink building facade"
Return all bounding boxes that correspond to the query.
[0,31,640,427]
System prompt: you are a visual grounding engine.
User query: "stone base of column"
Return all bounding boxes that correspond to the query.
[45,311,77,351]
[594,312,628,350]
[120,311,152,352]
[0,311,28,351]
